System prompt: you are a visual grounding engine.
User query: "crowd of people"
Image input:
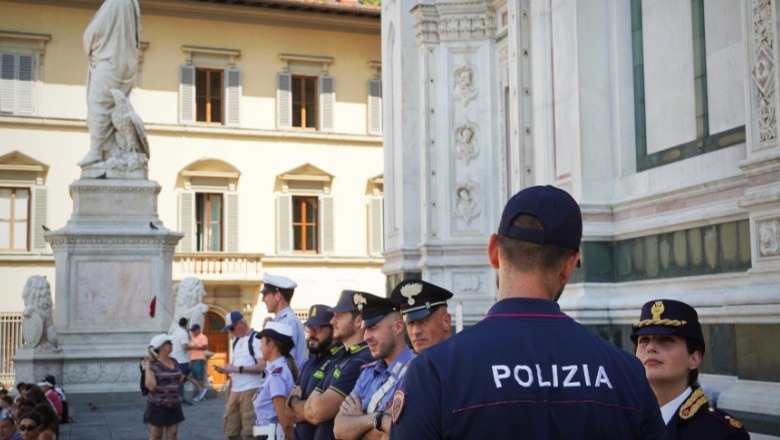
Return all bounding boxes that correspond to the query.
[137,185,751,440]
[0,374,68,440]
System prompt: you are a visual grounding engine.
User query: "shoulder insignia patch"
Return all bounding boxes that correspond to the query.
[724,415,744,429]
[272,367,283,375]
[391,389,406,424]
[333,368,341,379]
[679,387,708,420]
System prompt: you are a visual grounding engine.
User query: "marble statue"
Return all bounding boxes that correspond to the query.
[168,277,209,333]
[79,0,146,172]
[21,276,59,350]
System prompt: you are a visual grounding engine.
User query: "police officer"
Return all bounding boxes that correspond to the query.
[389,280,453,353]
[304,290,373,440]
[334,294,414,439]
[632,299,749,439]
[390,185,667,439]
[286,304,338,440]
[262,273,308,370]
[253,322,298,439]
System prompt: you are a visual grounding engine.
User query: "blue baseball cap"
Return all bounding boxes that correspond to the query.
[497,185,582,250]
[222,311,244,332]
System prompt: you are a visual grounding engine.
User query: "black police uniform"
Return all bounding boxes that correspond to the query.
[631,299,749,440]
[294,343,343,440]
[312,341,372,440]
[390,298,667,439]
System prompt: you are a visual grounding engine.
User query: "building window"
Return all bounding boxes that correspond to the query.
[292,196,318,252]
[196,68,223,124]
[276,54,334,132]
[196,193,223,252]
[292,76,317,129]
[0,187,29,251]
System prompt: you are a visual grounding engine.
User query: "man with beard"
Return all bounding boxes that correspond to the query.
[389,280,452,353]
[305,290,373,440]
[390,185,666,439]
[334,294,414,440]
[286,304,338,440]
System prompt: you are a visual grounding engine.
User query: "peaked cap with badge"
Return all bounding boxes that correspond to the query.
[304,304,334,327]
[355,292,397,328]
[631,299,705,351]
[390,280,453,323]
[329,289,371,313]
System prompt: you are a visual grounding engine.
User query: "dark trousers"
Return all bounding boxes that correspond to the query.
[178,362,190,398]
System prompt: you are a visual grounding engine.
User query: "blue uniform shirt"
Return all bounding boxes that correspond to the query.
[313,341,373,440]
[390,298,667,440]
[273,306,308,370]
[294,344,344,440]
[352,346,415,413]
[253,356,295,426]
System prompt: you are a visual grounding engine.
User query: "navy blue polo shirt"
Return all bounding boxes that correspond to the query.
[313,341,373,440]
[294,343,344,440]
[390,298,667,440]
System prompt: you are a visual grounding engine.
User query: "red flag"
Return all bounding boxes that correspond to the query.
[149,296,156,318]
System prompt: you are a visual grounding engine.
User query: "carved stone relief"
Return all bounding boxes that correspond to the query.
[752,0,777,142]
[454,179,480,224]
[21,276,59,351]
[454,122,479,163]
[453,272,482,293]
[453,64,478,105]
[758,218,780,257]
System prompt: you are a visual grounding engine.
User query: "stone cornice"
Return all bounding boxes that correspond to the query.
[46,233,183,247]
[413,1,497,44]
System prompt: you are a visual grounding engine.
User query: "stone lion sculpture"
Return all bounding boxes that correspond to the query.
[21,275,59,350]
[168,277,209,333]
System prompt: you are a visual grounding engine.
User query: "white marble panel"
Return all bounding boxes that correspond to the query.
[704,0,745,134]
[75,260,154,321]
[551,0,577,179]
[643,0,696,154]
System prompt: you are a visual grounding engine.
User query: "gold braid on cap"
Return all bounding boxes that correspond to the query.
[633,318,687,329]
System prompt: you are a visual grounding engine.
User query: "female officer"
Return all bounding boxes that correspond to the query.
[253,322,298,439]
[632,299,749,439]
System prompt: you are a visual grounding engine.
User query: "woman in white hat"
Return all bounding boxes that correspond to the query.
[140,333,186,440]
[252,322,298,439]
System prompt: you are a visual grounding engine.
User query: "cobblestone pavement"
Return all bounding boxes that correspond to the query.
[59,394,227,440]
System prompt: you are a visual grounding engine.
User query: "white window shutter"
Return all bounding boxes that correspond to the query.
[368,196,383,256]
[276,193,292,254]
[319,195,334,255]
[178,191,195,252]
[319,75,334,132]
[277,72,292,129]
[226,192,239,252]
[179,64,195,124]
[225,67,241,126]
[31,187,47,250]
[16,54,33,115]
[1,53,16,113]
[367,79,382,135]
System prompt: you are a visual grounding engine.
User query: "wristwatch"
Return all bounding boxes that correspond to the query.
[373,413,385,432]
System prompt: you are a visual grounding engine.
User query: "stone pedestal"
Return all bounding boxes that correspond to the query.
[40,178,182,395]
[12,348,64,385]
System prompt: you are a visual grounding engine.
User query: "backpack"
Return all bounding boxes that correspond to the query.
[140,364,149,396]
[55,387,71,424]
[232,329,258,364]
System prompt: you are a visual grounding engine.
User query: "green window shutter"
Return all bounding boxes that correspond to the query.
[31,187,47,250]
[319,195,334,255]
[277,72,292,129]
[16,54,33,115]
[367,79,382,135]
[178,191,194,252]
[226,192,238,252]
[179,64,195,124]
[368,196,383,256]
[1,53,16,113]
[276,193,292,254]
[319,75,334,132]
[225,67,241,126]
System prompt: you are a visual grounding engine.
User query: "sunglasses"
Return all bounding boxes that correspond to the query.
[19,424,37,432]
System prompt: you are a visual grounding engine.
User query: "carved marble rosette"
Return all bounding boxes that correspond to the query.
[751,0,777,144]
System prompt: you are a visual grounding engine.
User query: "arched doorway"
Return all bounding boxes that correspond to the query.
[204,311,229,389]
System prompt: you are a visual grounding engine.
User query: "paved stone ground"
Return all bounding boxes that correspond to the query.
[59,395,227,440]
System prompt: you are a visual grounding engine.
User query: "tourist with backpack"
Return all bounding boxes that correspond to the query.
[213,311,263,440]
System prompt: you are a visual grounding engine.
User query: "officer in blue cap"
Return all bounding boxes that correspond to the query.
[391,185,667,439]
[305,290,373,440]
[334,293,414,439]
[285,304,338,440]
[262,273,307,371]
[632,299,748,439]
[390,280,453,352]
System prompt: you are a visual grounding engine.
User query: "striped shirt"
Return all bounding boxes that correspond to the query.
[147,358,182,408]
